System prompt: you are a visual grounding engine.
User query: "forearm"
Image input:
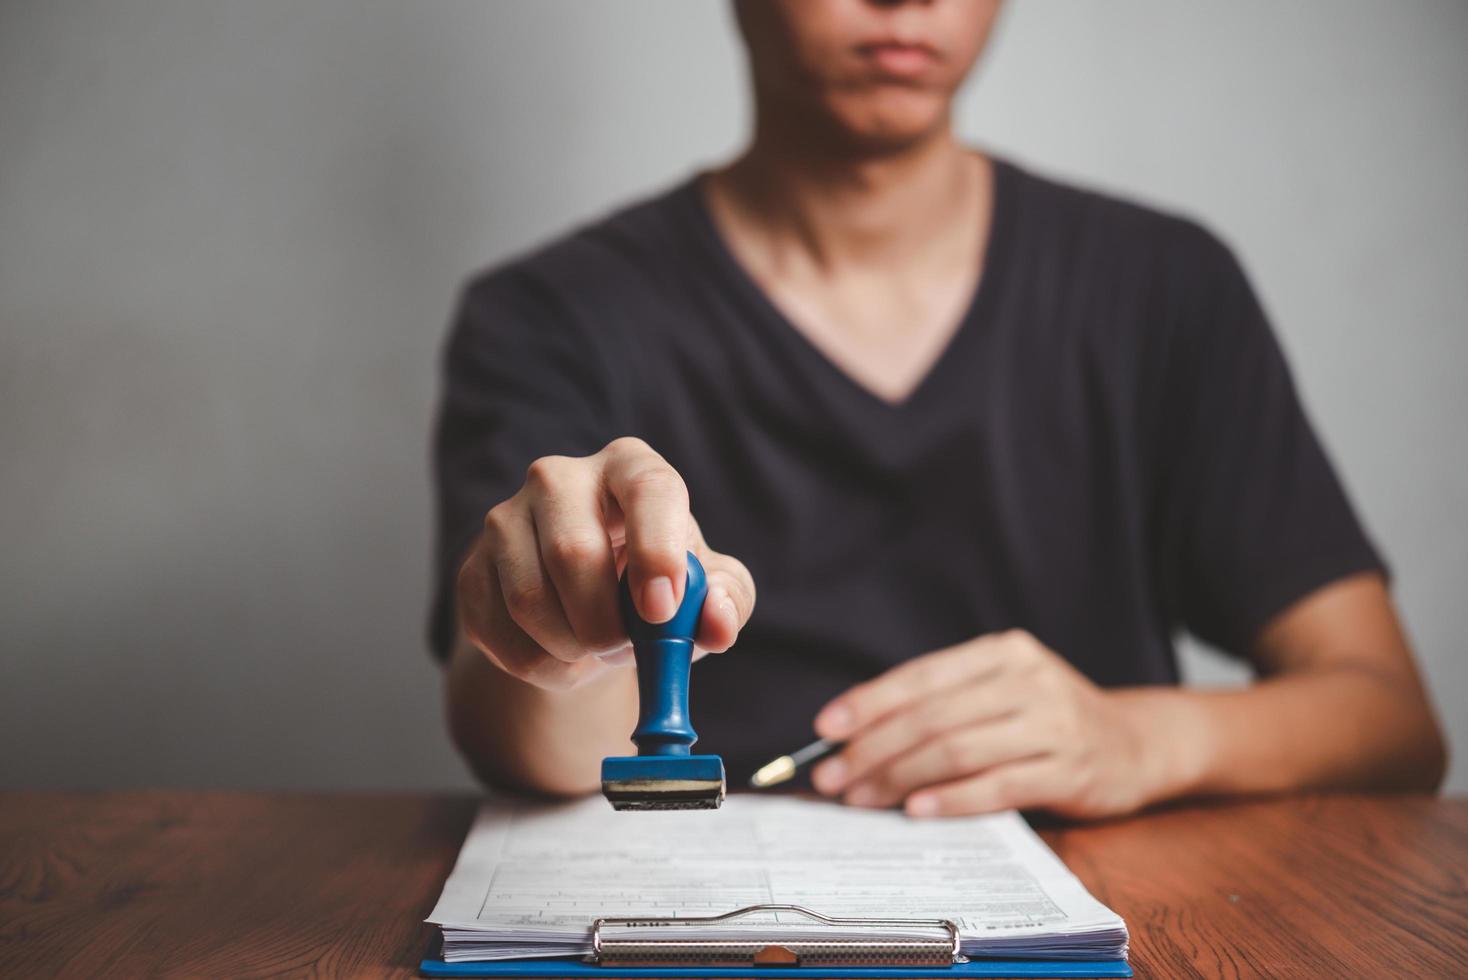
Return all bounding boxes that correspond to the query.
[445,636,639,797]
[1120,665,1446,803]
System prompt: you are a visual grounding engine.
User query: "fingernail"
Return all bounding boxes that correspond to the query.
[812,759,847,794]
[906,794,939,817]
[815,705,854,738]
[642,576,676,622]
[845,785,879,808]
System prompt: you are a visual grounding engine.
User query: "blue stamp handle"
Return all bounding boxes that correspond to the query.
[619,552,707,758]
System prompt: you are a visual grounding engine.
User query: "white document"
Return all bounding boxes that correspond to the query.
[427,795,1127,963]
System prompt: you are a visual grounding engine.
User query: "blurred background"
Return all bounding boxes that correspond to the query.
[2,0,1464,792]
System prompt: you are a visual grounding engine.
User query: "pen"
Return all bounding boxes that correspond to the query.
[748,737,844,789]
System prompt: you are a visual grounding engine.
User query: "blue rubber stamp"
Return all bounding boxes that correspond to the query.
[600,551,726,811]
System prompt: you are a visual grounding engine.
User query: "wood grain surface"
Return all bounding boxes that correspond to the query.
[1,791,1464,978]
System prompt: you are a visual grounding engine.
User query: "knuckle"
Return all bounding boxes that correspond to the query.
[904,708,941,742]
[482,501,516,544]
[927,704,959,737]
[1017,647,1047,674]
[939,733,973,773]
[908,660,943,696]
[1038,665,1068,696]
[524,454,573,491]
[501,577,551,622]
[545,530,604,570]
[606,435,652,457]
[624,465,688,505]
[1003,629,1038,654]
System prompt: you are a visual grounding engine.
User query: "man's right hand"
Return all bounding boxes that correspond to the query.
[456,437,756,690]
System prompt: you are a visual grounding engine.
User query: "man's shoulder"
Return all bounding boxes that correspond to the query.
[1004,158,1237,273]
[461,180,699,315]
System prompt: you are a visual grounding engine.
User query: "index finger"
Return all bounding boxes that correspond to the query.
[813,637,1007,740]
[599,437,690,625]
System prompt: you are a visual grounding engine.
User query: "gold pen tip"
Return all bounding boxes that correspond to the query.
[749,756,796,789]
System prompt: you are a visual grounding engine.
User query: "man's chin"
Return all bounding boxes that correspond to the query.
[823,92,951,157]
[834,119,951,159]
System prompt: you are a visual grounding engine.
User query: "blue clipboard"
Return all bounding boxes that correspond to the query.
[418,956,1132,978]
[419,909,1127,974]
[420,903,1131,979]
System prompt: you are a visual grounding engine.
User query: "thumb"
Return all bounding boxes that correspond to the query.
[693,548,756,654]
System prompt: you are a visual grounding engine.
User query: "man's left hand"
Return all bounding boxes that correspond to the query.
[809,630,1174,819]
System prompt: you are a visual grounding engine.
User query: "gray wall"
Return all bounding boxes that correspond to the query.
[2,1,1464,791]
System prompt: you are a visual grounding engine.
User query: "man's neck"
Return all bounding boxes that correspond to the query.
[709,118,985,275]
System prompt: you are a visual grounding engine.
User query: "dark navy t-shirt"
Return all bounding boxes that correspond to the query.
[430,159,1383,783]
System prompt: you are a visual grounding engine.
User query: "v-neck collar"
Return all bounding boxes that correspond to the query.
[677,156,1019,416]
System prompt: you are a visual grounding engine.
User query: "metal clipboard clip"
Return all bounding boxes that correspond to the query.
[591,904,965,968]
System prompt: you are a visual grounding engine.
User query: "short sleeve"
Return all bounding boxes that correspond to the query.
[1157,230,1386,657]
[428,268,624,659]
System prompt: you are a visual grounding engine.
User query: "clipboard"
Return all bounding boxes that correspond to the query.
[420,904,1132,978]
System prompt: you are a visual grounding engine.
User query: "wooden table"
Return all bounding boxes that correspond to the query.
[1,792,1464,978]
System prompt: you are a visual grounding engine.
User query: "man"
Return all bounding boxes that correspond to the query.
[432,0,1445,818]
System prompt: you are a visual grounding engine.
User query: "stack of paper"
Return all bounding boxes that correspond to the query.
[427,795,1127,965]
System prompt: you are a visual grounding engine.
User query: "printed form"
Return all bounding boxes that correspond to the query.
[427,795,1127,963]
